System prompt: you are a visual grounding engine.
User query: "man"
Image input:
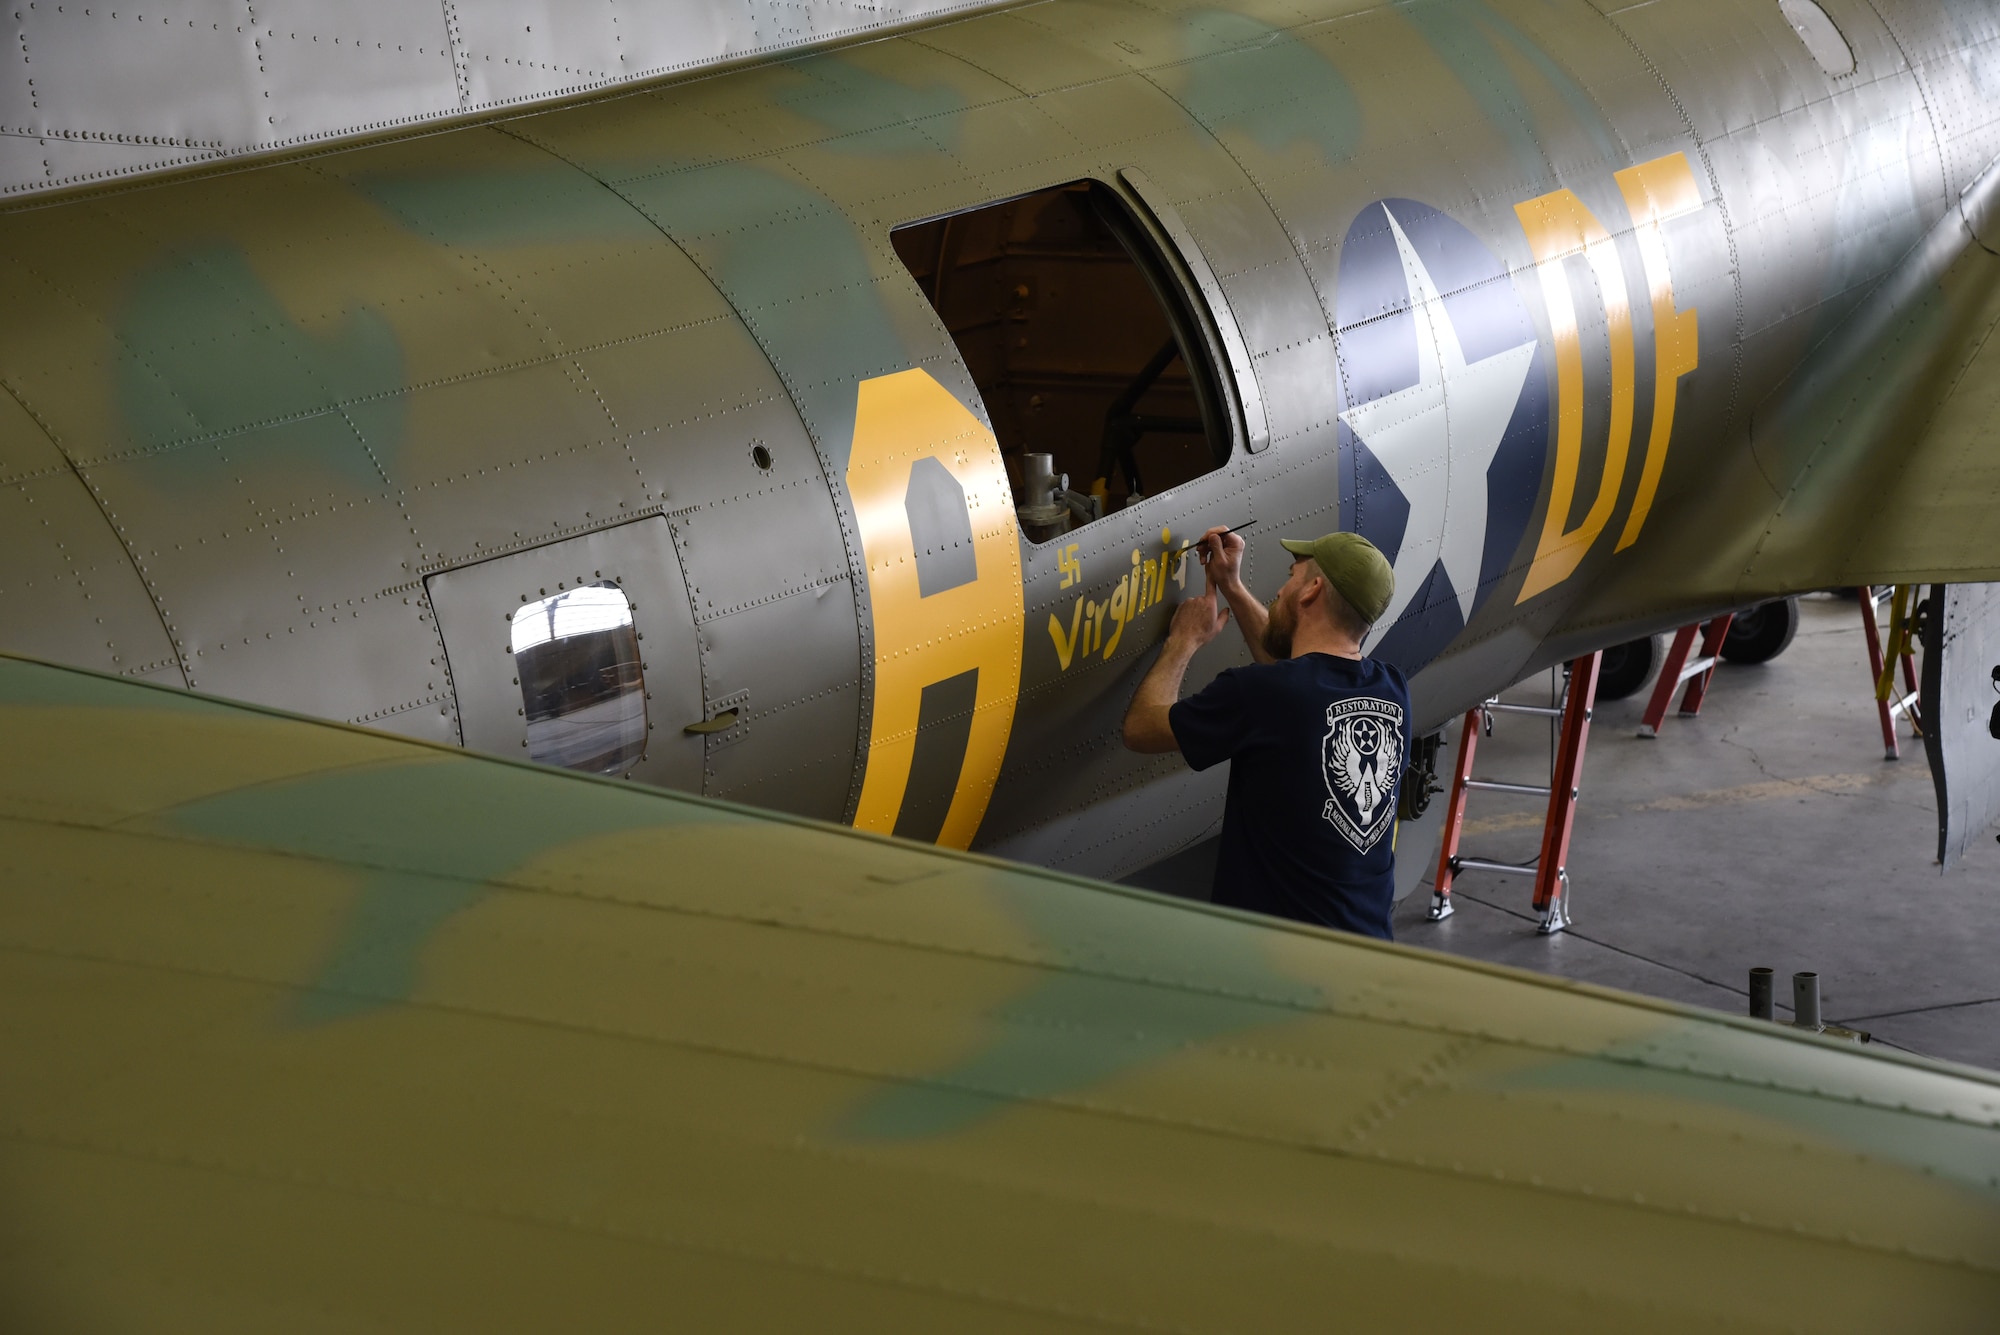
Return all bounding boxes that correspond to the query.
[1122,527,1409,939]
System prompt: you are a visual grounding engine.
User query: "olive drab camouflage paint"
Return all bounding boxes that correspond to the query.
[4,650,1999,1329]
[4,0,2000,875]
[7,2,2000,1321]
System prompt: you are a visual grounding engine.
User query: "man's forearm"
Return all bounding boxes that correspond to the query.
[1219,578,1273,664]
[1122,637,1201,753]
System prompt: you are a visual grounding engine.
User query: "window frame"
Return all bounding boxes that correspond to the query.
[889,174,1255,542]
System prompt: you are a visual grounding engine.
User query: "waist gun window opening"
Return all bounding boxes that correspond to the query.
[890,179,1234,543]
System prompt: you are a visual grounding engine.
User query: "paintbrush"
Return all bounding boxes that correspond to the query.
[1172,520,1257,556]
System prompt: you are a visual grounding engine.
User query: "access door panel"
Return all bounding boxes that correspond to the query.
[427,519,704,792]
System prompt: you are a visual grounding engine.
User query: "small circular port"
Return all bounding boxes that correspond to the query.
[751,443,774,471]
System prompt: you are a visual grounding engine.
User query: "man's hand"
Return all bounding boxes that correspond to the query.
[1198,525,1276,663]
[1197,525,1247,595]
[1166,584,1231,652]
[1123,588,1230,754]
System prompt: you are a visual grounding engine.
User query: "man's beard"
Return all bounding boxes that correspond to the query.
[1262,594,1295,660]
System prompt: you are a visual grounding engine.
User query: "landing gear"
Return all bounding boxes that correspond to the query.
[1722,596,1800,664]
[1596,634,1663,701]
[1601,598,1795,702]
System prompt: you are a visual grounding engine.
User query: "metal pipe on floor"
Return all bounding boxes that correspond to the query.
[1749,967,1774,1020]
[1793,972,1823,1031]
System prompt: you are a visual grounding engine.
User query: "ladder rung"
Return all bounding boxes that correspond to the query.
[1464,779,1552,796]
[1887,695,1919,720]
[1675,655,1719,683]
[1454,857,1539,876]
[1486,701,1565,718]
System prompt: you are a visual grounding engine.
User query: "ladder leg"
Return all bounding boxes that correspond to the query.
[1639,624,1699,737]
[1678,614,1733,716]
[1901,648,1923,736]
[1896,587,1923,735]
[1533,653,1599,934]
[1859,586,1899,759]
[1427,708,1482,923]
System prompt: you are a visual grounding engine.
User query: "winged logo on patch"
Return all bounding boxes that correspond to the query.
[1321,697,1405,853]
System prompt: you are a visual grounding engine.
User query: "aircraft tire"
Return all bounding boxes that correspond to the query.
[1721,597,1800,664]
[1596,634,1661,701]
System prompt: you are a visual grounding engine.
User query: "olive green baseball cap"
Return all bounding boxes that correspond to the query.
[1278,531,1395,625]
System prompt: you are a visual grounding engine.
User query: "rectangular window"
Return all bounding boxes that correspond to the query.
[892,181,1230,541]
[508,581,648,776]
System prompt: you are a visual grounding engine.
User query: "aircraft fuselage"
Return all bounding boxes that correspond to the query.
[3,0,1995,875]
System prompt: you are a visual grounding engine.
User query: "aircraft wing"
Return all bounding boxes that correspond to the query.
[0,0,1022,199]
[4,654,1998,1331]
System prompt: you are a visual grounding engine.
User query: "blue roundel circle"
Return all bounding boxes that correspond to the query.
[1333,198,1550,674]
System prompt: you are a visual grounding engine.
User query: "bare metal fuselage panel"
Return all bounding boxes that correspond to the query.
[5,0,2000,873]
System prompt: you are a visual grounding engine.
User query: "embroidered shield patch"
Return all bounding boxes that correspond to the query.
[1321,697,1405,852]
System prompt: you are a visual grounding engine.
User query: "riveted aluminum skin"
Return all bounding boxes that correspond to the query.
[1922,581,2000,868]
[0,0,1033,198]
[4,0,2000,874]
[5,649,2000,1331]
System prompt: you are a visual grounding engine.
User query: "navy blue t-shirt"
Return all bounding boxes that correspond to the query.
[1169,653,1411,938]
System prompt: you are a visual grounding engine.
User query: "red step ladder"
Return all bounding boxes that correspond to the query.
[1427,652,1602,936]
[1860,585,1922,759]
[1637,614,1734,738]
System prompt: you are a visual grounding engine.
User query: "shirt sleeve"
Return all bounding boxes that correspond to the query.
[1168,667,1251,772]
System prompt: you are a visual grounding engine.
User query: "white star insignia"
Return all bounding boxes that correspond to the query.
[1339,205,1537,649]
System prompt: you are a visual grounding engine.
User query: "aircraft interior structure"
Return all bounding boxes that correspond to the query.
[889,180,1229,522]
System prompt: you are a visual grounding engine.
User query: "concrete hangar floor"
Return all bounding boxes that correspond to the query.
[1127,593,2000,1072]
